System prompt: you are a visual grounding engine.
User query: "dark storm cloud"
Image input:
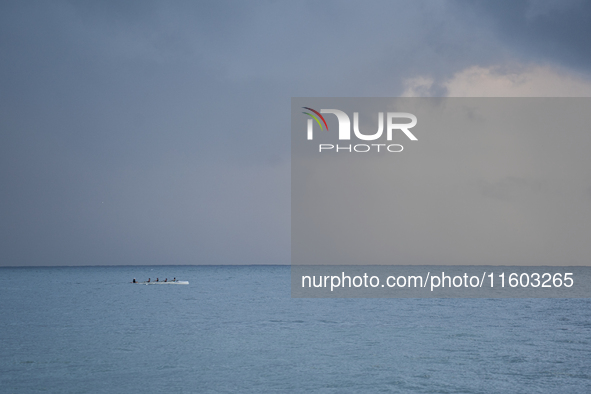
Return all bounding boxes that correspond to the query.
[454,0,591,75]
[1,1,589,266]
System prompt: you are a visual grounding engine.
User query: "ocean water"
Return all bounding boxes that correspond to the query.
[1,266,590,393]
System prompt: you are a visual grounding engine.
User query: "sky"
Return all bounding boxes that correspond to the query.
[1,0,591,266]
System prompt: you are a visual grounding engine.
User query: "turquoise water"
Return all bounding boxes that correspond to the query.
[1,266,590,393]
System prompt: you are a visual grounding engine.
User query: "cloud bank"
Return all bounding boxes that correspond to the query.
[1,0,590,265]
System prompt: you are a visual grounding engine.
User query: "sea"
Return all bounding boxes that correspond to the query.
[1,265,590,393]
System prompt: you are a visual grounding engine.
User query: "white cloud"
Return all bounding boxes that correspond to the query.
[402,65,591,97]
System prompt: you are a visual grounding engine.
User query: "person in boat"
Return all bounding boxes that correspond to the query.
[164,278,167,282]
[147,278,151,283]
[156,278,159,282]
[133,278,136,283]
[173,277,176,282]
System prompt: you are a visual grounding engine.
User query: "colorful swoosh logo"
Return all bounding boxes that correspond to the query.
[302,107,328,130]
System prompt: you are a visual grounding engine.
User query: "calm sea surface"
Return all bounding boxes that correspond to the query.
[1,266,590,393]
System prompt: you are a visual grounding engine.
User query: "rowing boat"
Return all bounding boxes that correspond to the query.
[135,281,189,285]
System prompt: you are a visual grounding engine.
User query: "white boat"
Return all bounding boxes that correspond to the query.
[135,281,189,285]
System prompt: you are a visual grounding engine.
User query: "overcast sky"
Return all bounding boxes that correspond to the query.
[1,0,591,266]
